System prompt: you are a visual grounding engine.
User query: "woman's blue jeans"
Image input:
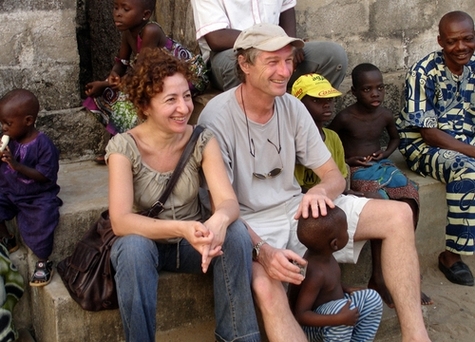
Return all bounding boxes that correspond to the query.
[110,219,261,342]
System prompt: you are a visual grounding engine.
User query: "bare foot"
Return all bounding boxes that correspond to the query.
[421,291,433,305]
[368,277,432,307]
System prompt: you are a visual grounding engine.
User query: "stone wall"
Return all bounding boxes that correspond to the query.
[0,0,109,161]
[0,0,80,110]
[1,1,475,160]
[295,0,475,94]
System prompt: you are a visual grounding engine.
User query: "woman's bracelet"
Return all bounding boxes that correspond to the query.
[114,57,130,66]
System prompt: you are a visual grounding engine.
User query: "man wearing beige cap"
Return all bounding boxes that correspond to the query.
[198,23,431,342]
[190,0,347,91]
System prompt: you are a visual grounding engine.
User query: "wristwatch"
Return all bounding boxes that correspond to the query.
[252,240,267,261]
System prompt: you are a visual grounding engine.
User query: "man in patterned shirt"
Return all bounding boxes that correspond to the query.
[397,10,475,286]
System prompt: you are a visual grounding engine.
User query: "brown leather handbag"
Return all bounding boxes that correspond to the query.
[57,210,119,311]
[57,125,204,311]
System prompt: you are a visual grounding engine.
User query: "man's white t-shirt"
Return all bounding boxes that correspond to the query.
[190,0,296,62]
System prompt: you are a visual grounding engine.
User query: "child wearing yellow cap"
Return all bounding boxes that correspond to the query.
[291,74,348,192]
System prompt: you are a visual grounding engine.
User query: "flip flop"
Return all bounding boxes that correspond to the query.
[438,258,474,286]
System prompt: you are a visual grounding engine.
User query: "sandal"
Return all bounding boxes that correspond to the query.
[30,260,54,287]
[1,235,18,253]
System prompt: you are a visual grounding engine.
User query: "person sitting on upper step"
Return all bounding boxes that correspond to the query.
[190,0,347,91]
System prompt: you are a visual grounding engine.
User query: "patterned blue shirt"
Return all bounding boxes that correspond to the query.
[396,51,475,171]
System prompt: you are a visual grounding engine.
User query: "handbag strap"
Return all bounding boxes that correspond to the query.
[146,125,205,217]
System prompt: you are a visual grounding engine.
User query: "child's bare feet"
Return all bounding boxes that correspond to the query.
[368,276,433,307]
[420,291,433,305]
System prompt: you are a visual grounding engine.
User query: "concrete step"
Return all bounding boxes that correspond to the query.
[11,151,446,341]
[36,107,109,163]
[33,271,214,342]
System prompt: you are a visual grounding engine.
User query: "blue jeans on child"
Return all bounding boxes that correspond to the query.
[303,289,383,342]
[110,219,260,342]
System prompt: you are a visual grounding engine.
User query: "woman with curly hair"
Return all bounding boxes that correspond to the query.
[105,47,260,342]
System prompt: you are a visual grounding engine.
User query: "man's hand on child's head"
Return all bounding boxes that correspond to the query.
[295,189,335,220]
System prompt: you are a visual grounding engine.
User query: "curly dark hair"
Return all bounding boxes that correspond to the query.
[0,89,39,121]
[351,63,380,88]
[121,47,194,120]
[297,205,347,251]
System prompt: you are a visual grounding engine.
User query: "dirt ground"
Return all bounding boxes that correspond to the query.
[419,254,475,342]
